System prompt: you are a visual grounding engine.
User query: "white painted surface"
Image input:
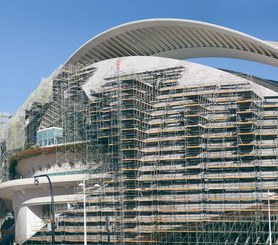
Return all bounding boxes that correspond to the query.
[64,19,278,67]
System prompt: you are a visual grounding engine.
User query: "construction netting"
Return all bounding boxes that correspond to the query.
[0,67,61,151]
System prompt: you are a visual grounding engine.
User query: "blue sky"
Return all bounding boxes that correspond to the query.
[0,0,277,111]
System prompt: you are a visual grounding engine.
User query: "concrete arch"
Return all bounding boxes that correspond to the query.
[64,19,278,67]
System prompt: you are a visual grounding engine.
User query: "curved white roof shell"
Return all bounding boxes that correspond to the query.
[65,19,278,67]
[82,56,278,98]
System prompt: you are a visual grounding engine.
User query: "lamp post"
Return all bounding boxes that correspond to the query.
[267,190,273,245]
[79,179,100,245]
[34,174,55,245]
[105,216,111,245]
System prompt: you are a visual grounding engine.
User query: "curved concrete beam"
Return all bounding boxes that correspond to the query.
[0,174,84,200]
[64,19,278,67]
[267,41,278,48]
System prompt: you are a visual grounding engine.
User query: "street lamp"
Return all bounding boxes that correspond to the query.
[105,216,111,245]
[79,179,100,245]
[267,190,273,245]
[34,174,55,245]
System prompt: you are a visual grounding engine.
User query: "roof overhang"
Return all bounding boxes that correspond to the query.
[64,18,278,67]
[0,174,84,200]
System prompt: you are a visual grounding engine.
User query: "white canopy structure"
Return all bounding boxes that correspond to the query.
[65,18,278,67]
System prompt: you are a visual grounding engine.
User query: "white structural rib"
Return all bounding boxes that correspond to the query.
[64,19,278,67]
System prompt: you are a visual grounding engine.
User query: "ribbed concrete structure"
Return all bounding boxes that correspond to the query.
[65,19,278,67]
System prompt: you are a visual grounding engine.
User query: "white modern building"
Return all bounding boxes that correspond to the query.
[0,19,278,244]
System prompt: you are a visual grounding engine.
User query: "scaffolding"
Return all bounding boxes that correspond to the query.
[22,63,278,245]
[0,111,13,180]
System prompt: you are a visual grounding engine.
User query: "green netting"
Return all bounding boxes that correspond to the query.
[0,67,61,151]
